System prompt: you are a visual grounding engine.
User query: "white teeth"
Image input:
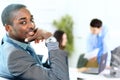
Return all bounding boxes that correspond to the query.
[29,32,34,35]
[24,38,28,42]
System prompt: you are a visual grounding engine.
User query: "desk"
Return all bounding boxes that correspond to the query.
[69,67,120,80]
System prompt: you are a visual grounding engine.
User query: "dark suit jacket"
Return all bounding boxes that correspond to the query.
[0,36,69,80]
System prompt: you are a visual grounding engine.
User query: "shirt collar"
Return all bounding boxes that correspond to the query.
[4,34,29,50]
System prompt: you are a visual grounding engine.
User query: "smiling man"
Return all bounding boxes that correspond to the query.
[0,4,69,80]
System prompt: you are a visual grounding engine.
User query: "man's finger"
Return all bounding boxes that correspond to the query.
[25,36,36,42]
[25,29,52,42]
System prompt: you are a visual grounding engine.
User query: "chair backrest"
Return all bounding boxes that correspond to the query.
[111,46,120,67]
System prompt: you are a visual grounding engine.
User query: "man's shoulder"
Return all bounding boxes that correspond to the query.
[2,41,18,50]
[1,41,26,56]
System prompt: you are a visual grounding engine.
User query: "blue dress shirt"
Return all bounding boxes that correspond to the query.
[87,26,111,66]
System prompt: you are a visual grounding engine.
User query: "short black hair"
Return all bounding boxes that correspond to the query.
[54,30,65,49]
[1,4,26,26]
[90,18,102,28]
[54,30,65,44]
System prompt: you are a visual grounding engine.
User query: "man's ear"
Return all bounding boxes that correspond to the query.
[5,24,12,32]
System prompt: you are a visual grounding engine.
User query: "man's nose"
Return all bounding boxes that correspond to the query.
[29,22,35,29]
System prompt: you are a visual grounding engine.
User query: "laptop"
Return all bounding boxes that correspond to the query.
[82,53,108,74]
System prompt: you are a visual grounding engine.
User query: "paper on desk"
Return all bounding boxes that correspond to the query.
[84,48,99,60]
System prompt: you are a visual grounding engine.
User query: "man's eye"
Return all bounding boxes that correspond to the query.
[20,21,27,25]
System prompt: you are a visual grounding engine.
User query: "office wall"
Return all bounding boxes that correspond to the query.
[68,0,120,67]
[0,0,120,67]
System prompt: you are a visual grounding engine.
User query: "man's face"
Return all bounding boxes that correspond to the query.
[90,27,101,35]
[7,8,35,42]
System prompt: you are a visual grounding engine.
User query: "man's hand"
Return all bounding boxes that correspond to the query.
[25,28,52,43]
